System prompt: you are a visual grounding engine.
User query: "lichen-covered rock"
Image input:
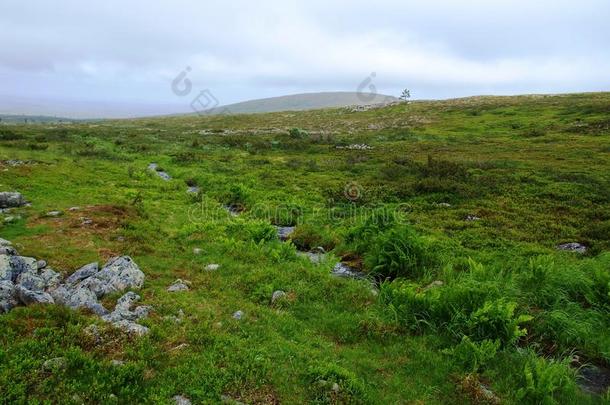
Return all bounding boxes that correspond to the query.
[66,262,99,285]
[0,192,25,208]
[112,319,150,336]
[0,280,17,313]
[16,286,54,305]
[167,279,189,292]
[105,291,150,321]
[0,255,37,282]
[90,256,144,295]
[40,268,61,290]
[17,272,47,292]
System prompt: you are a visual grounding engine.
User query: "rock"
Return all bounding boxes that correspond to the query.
[68,206,80,211]
[173,395,192,405]
[66,286,109,315]
[557,242,587,254]
[167,280,189,292]
[45,211,63,217]
[87,256,144,296]
[331,383,340,393]
[298,251,324,264]
[331,263,366,279]
[187,186,200,194]
[466,215,481,221]
[0,280,17,313]
[205,263,220,271]
[111,360,125,367]
[436,202,452,207]
[81,218,93,225]
[0,246,17,256]
[271,290,286,304]
[103,291,151,323]
[112,320,149,336]
[232,310,244,320]
[16,286,54,305]
[42,357,67,372]
[0,192,25,208]
[221,395,246,405]
[4,216,17,223]
[17,272,46,291]
[0,238,12,247]
[193,248,202,255]
[36,260,47,270]
[66,262,99,285]
[0,255,37,282]
[578,365,610,394]
[276,226,295,241]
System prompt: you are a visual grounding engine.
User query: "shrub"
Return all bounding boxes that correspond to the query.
[365,226,436,279]
[516,356,577,404]
[461,300,532,346]
[0,129,23,141]
[378,281,438,333]
[288,127,308,139]
[290,224,337,251]
[447,336,500,373]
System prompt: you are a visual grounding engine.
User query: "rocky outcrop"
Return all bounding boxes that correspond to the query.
[0,239,150,334]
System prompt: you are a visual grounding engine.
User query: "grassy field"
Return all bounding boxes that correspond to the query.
[1,92,610,404]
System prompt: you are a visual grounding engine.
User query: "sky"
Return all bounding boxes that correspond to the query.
[1,0,609,118]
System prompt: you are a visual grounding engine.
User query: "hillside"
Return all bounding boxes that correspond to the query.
[1,92,609,404]
[204,92,399,114]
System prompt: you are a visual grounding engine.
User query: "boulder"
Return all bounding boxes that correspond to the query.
[17,272,47,292]
[102,292,151,326]
[173,395,192,405]
[0,192,25,208]
[276,226,295,241]
[0,280,17,313]
[90,256,144,295]
[66,262,99,285]
[112,320,149,336]
[0,255,37,282]
[16,286,54,305]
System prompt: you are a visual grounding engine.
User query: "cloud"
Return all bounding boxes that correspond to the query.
[0,0,608,117]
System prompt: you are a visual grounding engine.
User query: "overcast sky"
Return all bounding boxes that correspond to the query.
[1,0,609,118]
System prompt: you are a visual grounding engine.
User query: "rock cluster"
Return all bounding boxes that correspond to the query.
[0,239,150,335]
[557,242,587,254]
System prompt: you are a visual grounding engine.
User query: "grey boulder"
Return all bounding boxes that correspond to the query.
[0,192,25,208]
[0,280,17,313]
[66,262,99,285]
[16,285,54,305]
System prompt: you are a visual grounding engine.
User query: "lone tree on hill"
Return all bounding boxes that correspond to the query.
[399,89,411,102]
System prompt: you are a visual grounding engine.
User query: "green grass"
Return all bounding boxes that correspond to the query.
[0,92,609,403]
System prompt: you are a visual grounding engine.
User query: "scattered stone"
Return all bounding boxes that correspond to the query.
[271,290,286,304]
[232,310,244,320]
[276,226,295,241]
[187,186,200,194]
[112,320,149,336]
[81,217,93,225]
[111,360,125,367]
[167,279,190,292]
[331,263,366,279]
[193,248,203,255]
[335,144,372,150]
[84,256,145,296]
[331,383,340,393]
[436,202,452,207]
[0,192,25,208]
[68,206,80,211]
[466,215,481,221]
[557,242,587,254]
[173,395,192,405]
[42,357,67,372]
[4,216,16,223]
[224,205,241,216]
[45,211,63,217]
[205,263,220,271]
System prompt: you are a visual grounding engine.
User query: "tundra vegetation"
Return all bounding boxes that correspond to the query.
[1,93,610,404]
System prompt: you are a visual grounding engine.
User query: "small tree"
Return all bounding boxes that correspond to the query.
[399,89,411,102]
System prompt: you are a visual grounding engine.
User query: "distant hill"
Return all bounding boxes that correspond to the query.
[204,92,399,115]
[0,114,78,124]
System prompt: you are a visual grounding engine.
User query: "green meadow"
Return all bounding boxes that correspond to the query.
[1,92,610,404]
